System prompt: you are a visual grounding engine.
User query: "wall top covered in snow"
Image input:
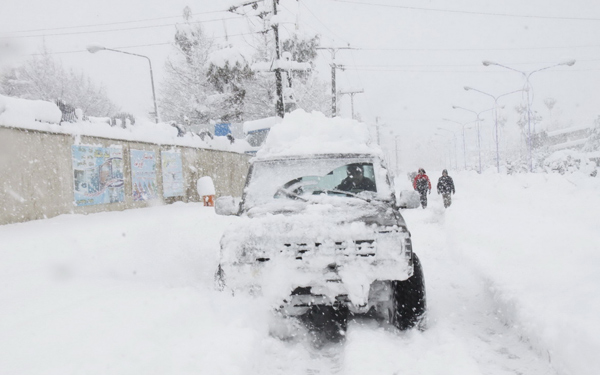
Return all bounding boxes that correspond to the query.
[255,109,382,160]
[0,95,251,154]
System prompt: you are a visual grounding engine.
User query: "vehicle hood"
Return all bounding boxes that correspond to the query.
[245,197,403,226]
[219,198,405,263]
[218,198,412,307]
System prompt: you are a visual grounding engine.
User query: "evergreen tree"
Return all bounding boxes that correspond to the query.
[205,49,254,123]
[159,9,214,125]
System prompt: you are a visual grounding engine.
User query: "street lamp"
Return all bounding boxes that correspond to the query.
[394,135,401,174]
[452,105,494,173]
[436,127,458,170]
[87,44,160,123]
[433,132,454,168]
[463,86,526,173]
[442,118,478,170]
[482,59,575,171]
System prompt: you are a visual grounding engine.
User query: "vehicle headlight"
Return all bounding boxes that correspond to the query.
[376,230,407,258]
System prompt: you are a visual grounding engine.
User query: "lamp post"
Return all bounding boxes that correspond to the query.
[433,133,452,167]
[394,135,401,174]
[452,106,494,173]
[87,44,160,123]
[442,118,477,170]
[436,127,458,170]
[482,59,575,171]
[463,86,525,173]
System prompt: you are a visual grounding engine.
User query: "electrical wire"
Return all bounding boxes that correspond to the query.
[27,31,265,56]
[353,44,600,52]
[9,16,244,39]
[329,0,600,22]
[298,0,351,45]
[5,9,229,34]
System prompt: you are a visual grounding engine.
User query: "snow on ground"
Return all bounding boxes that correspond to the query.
[0,171,598,374]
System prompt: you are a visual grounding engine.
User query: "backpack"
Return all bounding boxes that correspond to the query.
[416,176,429,191]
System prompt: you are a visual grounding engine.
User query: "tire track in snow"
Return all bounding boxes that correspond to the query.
[382,199,561,375]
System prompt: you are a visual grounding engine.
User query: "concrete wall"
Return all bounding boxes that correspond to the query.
[0,126,250,226]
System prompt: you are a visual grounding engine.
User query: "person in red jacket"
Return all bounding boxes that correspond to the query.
[413,168,432,208]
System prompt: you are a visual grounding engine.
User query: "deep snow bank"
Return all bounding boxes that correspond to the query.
[0,94,62,124]
[439,170,600,375]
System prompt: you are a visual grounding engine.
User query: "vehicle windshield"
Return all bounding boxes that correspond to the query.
[243,157,391,210]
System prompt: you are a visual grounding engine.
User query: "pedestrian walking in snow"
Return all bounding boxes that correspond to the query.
[437,169,455,208]
[413,168,431,208]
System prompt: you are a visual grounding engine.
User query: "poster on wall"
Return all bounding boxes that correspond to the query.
[161,150,184,197]
[71,145,124,206]
[130,149,158,201]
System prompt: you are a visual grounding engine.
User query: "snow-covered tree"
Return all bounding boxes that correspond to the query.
[205,47,254,123]
[243,31,330,119]
[583,115,600,152]
[159,6,331,125]
[159,9,215,125]
[0,46,118,116]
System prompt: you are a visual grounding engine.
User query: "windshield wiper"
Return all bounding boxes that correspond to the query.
[275,187,309,202]
[318,189,376,203]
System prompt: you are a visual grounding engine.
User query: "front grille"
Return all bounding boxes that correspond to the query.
[284,240,377,259]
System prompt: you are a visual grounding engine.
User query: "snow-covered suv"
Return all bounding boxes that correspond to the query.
[215,153,425,335]
[214,111,425,340]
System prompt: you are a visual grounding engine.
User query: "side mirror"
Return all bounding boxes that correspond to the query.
[397,190,421,209]
[215,196,240,216]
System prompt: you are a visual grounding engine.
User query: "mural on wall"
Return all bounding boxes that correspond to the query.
[130,149,158,201]
[161,150,184,197]
[71,145,124,206]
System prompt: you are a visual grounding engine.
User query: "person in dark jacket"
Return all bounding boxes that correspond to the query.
[437,169,455,208]
[412,168,431,208]
[336,164,376,192]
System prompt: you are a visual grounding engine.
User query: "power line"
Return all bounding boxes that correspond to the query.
[5,9,230,34]
[27,31,265,56]
[344,67,600,73]
[329,0,600,22]
[9,16,244,39]
[345,58,600,68]
[348,49,375,120]
[31,42,173,56]
[299,0,351,45]
[354,44,600,52]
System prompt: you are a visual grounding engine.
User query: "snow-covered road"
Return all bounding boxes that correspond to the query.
[0,171,598,374]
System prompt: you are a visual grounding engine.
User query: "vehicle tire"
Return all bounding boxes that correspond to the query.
[300,304,349,344]
[392,253,426,330]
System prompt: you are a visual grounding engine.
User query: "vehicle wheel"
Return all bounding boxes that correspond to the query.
[300,305,349,345]
[392,253,426,330]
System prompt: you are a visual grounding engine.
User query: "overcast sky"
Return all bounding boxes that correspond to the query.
[2,0,600,169]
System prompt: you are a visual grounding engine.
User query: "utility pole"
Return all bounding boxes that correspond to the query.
[338,89,363,119]
[230,0,308,118]
[272,0,284,117]
[317,46,353,117]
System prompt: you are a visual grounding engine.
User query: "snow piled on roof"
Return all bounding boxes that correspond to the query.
[255,109,381,159]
